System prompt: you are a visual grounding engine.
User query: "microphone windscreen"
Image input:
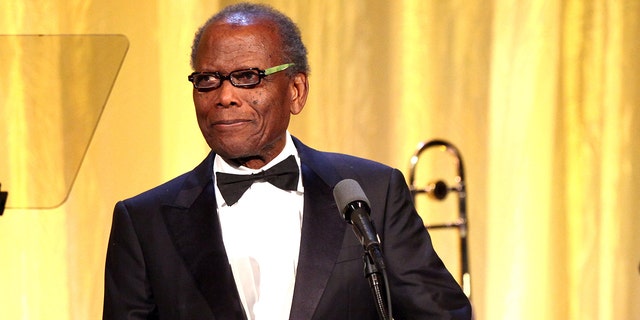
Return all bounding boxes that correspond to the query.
[333,179,371,215]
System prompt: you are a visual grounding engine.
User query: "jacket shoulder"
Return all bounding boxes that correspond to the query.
[121,172,191,208]
[120,153,214,209]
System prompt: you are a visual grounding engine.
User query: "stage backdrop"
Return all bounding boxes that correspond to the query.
[1,0,638,319]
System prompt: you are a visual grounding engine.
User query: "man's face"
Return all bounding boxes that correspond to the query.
[192,18,307,168]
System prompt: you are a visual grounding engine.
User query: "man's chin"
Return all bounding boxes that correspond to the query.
[211,147,260,165]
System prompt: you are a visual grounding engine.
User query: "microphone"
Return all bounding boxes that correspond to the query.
[332,179,384,268]
[333,179,392,320]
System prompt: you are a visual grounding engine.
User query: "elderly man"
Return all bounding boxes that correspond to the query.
[104,2,471,319]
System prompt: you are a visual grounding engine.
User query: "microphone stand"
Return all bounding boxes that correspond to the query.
[362,248,392,320]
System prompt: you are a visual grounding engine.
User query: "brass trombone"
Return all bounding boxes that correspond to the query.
[408,139,470,298]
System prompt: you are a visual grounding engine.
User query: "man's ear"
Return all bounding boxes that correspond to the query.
[289,73,308,115]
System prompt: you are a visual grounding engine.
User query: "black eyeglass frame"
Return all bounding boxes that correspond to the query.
[187,63,295,90]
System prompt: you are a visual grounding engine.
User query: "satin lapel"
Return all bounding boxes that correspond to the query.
[161,153,246,319]
[289,140,347,320]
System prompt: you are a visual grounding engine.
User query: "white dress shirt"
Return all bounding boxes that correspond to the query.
[214,133,304,320]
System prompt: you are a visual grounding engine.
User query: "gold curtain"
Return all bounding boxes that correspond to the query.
[1,0,638,319]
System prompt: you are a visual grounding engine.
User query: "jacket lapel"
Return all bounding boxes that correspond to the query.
[289,139,347,319]
[161,153,246,319]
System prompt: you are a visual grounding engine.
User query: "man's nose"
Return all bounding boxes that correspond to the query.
[216,80,239,108]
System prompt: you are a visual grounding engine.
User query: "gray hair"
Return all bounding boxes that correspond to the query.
[190,2,309,76]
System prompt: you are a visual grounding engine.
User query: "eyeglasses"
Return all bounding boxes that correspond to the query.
[188,63,295,90]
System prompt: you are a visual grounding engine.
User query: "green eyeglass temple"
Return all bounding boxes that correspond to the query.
[263,63,295,75]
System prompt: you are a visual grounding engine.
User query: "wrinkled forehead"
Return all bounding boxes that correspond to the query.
[195,18,284,68]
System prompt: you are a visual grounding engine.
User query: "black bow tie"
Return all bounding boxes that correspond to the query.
[215,155,300,206]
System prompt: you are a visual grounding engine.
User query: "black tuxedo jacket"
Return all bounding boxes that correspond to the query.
[104,138,471,319]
